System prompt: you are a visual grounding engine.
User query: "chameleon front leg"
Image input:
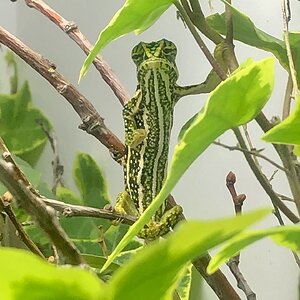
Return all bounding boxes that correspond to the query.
[123,89,147,148]
[175,42,229,99]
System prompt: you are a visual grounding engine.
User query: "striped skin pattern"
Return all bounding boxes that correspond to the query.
[115,39,183,240]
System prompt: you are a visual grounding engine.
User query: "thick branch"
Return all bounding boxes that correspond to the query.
[24,0,130,106]
[0,26,125,159]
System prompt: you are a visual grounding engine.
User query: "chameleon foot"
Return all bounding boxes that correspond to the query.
[138,205,183,240]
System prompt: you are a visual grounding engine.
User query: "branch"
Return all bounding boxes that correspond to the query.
[233,127,299,224]
[0,26,125,160]
[37,120,64,193]
[42,198,136,225]
[0,192,45,258]
[213,141,288,173]
[168,195,241,300]
[0,160,84,265]
[24,0,130,106]
[281,0,299,97]
[174,0,227,81]
[225,172,257,299]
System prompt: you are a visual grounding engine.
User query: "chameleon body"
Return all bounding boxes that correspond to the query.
[115,39,183,240]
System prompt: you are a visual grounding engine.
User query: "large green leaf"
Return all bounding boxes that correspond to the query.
[101,58,274,271]
[207,225,300,274]
[105,209,271,299]
[79,0,173,80]
[0,248,105,300]
[206,7,287,67]
[0,81,51,166]
[262,96,300,146]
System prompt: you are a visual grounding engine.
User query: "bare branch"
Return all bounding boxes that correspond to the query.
[0,159,85,265]
[213,141,288,173]
[0,192,45,258]
[42,197,136,225]
[0,26,125,160]
[37,120,65,194]
[24,0,130,106]
[225,172,257,299]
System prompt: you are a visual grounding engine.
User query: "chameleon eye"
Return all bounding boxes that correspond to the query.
[131,53,143,65]
[162,47,177,60]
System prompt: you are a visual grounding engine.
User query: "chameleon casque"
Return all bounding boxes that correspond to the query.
[115,38,215,240]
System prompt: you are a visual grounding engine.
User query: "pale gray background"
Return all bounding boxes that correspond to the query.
[0,1,299,299]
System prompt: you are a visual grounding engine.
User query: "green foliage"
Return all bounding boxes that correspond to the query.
[73,152,110,208]
[104,209,271,299]
[0,81,51,166]
[262,96,300,146]
[1,210,281,299]
[102,57,274,271]
[79,0,173,80]
[206,6,286,65]
[206,3,300,86]
[0,248,105,300]
[207,225,300,274]
[56,152,141,256]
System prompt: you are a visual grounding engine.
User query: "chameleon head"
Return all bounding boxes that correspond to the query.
[131,39,178,80]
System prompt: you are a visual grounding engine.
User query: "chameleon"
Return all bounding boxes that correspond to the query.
[114,39,224,240]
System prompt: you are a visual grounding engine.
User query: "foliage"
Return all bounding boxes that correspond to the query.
[1,0,300,299]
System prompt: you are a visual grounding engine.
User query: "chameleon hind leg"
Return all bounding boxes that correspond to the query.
[138,205,183,240]
[123,89,147,148]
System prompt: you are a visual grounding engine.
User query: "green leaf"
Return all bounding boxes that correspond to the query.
[207,225,300,274]
[206,4,287,68]
[262,96,300,145]
[0,81,51,166]
[0,248,105,300]
[73,152,110,208]
[101,58,274,271]
[105,209,271,299]
[79,0,173,80]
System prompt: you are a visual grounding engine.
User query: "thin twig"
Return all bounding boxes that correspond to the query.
[0,26,125,160]
[37,120,64,194]
[168,195,241,300]
[24,0,130,106]
[42,198,136,225]
[225,172,257,299]
[0,193,45,258]
[282,0,299,97]
[233,127,298,223]
[0,160,85,265]
[282,75,293,119]
[175,0,227,81]
[213,141,288,173]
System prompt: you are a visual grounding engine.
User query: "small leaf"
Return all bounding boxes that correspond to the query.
[0,82,51,166]
[73,152,110,208]
[106,209,271,300]
[79,0,173,80]
[0,248,105,300]
[101,58,274,271]
[262,96,300,145]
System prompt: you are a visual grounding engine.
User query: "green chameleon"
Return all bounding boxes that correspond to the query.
[114,39,224,240]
